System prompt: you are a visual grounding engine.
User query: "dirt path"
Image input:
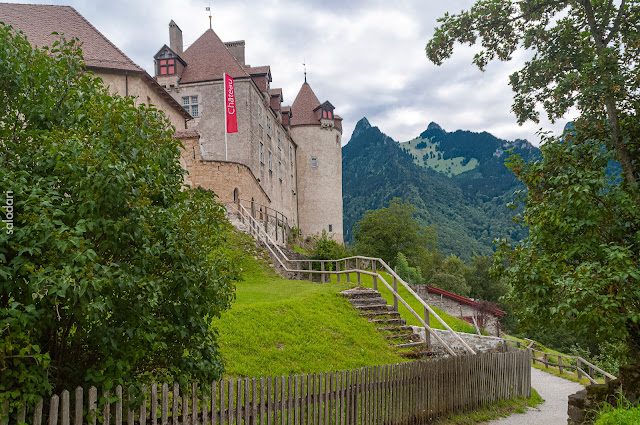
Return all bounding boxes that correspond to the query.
[487,367,584,424]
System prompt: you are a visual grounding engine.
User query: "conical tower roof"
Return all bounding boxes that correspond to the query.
[180,29,250,83]
[290,82,322,126]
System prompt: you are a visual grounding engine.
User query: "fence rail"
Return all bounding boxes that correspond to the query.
[227,204,475,357]
[500,339,616,384]
[4,352,531,425]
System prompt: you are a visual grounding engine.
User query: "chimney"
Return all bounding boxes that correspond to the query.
[224,40,245,66]
[169,20,183,55]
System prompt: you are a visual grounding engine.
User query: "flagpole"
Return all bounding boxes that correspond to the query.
[224,72,228,161]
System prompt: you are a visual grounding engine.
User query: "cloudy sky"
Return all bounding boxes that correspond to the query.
[3,0,572,146]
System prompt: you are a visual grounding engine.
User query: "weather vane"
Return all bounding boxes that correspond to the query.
[206,3,212,29]
[303,59,307,83]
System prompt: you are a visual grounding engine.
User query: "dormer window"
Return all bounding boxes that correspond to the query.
[158,58,176,75]
[322,109,333,119]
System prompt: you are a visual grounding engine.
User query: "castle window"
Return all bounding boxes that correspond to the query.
[291,174,294,191]
[311,157,317,168]
[277,132,281,149]
[258,107,263,127]
[182,96,199,117]
[158,58,176,75]
[290,147,293,168]
[259,141,264,164]
[278,161,282,181]
[267,116,272,137]
[268,150,273,173]
[328,224,333,232]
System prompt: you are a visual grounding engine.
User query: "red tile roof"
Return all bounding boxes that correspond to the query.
[246,65,271,77]
[0,3,141,72]
[180,29,250,83]
[290,82,321,126]
[0,3,191,121]
[427,286,505,316]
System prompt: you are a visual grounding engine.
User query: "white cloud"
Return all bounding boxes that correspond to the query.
[3,0,575,146]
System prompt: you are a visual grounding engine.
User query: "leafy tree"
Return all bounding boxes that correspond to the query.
[427,1,640,362]
[395,252,424,284]
[353,198,437,268]
[0,25,238,409]
[309,230,350,270]
[465,254,508,302]
[441,254,467,277]
[428,273,471,297]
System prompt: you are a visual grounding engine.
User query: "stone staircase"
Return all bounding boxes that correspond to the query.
[340,287,429,358]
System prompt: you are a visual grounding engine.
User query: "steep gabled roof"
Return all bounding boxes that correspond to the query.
[179,29,250,83]
[0,3,141,72]
[290,82,322,126]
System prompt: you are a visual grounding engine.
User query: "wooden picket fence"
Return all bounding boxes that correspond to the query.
[4,352,530,425]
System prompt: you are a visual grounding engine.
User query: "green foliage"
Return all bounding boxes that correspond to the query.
[0,25,238,408]
[309,230,350,270]
[442,254,467,277]
[465,254,508,302]
[428,273,471,298]
[594,396,640,425]
[395,252,424,285]
[342,118,534,260]
[428,0,640,363]
[353,198,436,268]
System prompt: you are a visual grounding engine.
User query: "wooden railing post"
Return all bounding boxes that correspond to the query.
[558,357,563,374]
[321,262,326,283]
[372,261,377,291]
[346,260,350,283]
[336,262,341,283]
[424,306,431,349]
[309,261,312,281]
[577,359,582,379]
[544,353,549,369]
[589,366,594,381]
[356,258,361,285]
[392,276,398,312]
[531,350,536,365]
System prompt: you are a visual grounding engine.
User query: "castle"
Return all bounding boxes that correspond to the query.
[155,21,344,243]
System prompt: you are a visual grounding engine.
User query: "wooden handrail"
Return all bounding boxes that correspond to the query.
[500,337,616,383]
[228,203,477,356]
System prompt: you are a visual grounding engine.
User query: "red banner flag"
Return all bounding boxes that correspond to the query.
[224,74,238,133]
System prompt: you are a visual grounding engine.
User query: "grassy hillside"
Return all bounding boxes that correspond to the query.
[212,229,476,377]
[401,138,480,177]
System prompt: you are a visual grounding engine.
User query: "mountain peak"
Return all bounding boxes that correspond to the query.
[427,122,444,132]
[352,117,372,138]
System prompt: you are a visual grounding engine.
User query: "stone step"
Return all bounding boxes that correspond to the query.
[353,303,393,312]
[391,341,426,349]
[348,297,388,306]
[376,325,414,333]
[368,317,407,326]
[359,310,400,318]
[384,333,419,341]
[340,288,381,300]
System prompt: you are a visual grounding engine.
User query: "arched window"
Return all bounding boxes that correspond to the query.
[233,188,239,207]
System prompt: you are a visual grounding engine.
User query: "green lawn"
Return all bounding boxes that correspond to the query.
[212,230,477,378]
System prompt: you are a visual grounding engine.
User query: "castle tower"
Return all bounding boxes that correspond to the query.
[289,82,344,243]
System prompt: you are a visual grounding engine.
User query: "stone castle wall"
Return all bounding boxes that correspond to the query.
[291,123,344,243]
[179,136,270,208]
[96,70,187,130]
[166,78,299,227]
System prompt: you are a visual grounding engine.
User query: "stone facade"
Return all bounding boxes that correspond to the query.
[179,135,270,208]
[98,70,188,130]
[411,285,503,336]
[290,124,343,243]
[155,22,343,242]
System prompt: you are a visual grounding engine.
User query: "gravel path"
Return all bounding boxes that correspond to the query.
[487,367,584,424]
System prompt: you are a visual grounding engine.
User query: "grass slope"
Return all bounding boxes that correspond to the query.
[212,230,408,378]
[400,138,480,177]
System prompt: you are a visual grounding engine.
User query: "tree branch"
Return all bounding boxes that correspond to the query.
[604,0,626,45]
[583,0,606,51]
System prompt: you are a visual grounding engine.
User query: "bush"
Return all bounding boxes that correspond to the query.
[0,25,238,409]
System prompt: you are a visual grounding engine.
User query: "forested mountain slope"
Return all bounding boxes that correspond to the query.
[342,118,539,260]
